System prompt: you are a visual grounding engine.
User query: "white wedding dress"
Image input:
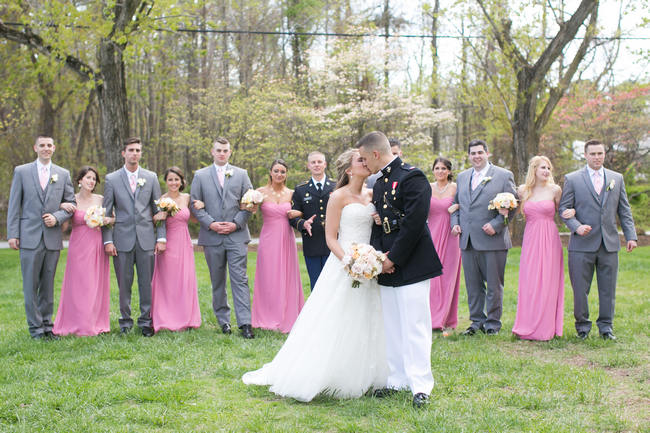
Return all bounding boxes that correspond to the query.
[242,202,388,401]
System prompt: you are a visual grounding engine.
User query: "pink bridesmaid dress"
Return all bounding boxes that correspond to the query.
[427,196,462,330]
[53,210,110,336]
[252,201,305,333]
[512,200,564,340]
[151,207,201,332]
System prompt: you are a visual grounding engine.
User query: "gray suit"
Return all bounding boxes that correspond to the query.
[7,161,75,337]
[102,167,165,329]
[451,164,517,332]
[190,164,253,327]
[559,167,636,334]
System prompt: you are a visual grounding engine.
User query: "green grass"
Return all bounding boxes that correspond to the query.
[0,247,648,432]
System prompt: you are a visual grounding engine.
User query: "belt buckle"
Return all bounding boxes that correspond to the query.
[382,220,391,234]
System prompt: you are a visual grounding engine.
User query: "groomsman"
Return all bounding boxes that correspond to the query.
[289,151,334,291]
[559,139,637,340]
[103,137,166,337]
[7,135,76,339]
[358,131,442,408]
[191,137,255,339]
[451,139,517,336]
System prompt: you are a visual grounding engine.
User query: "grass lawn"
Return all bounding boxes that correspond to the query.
[0,247,648,432]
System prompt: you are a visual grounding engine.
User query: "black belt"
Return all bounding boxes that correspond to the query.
[382,218,400,234]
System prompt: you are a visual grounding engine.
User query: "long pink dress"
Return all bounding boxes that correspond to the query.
[427,196,462,329]
[512,200,564,340]
[53,210,110,336]
[252,201,305,333]
[151,207,201,332]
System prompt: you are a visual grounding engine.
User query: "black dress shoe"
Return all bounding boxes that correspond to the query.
[141,327,154,337]
[120,327,132,335]
[239,324,254,339]
[601,331,616,340]
[412,393,429,408]
[577,331,589,340]
[32,333,45,340]
[486,329,499,336]
[461,326,481,336]
[221,323,232,335]
[372,388,398,398]
[44,331,60,340]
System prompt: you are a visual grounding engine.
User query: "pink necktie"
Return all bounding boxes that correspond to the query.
[39,166,48,190]
[217,168,225,187]
[471,172,481,190]
[593,171,603,194]
[129,174,136,193]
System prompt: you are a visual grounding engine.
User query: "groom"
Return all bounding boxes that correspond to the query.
[357,131,442,408]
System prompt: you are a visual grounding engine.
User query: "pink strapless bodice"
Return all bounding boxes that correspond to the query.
[72,209,88,227]
[428,196,453,219]
[166,207,190,228]
[522,200,556,222]
[260,201,291,221]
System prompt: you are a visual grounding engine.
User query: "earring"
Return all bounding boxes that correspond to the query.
[78,183,81,188]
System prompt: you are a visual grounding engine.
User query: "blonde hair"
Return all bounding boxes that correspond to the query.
[334,149,357,189]
[521,155,555,207]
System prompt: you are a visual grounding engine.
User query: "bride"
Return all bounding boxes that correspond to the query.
[241,149,388,402]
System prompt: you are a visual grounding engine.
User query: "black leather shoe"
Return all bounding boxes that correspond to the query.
[486,329,499,336]
[141,327,154,337]
[601,331,616,340]
[461,326,479,336]
[412,393,429,408]
[120,327,132,335]
[577,331,588,340]
[32,333,45,340]
[44,331,60,340]
[240,324,254,339]
[372,388,398,398]
[221,323,232,335]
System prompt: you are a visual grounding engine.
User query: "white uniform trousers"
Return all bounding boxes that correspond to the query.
[380,279,434,395]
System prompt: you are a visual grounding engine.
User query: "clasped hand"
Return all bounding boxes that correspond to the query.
[209,221,237,234]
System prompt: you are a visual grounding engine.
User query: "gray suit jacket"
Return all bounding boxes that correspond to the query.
[190,164,253,246]
[450,164,517,251]
[7,161,75,250]
[102,167,165,252]
[559,167,636,252]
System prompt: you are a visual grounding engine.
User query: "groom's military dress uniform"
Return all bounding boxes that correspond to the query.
[371,156,442,396]
[290,177,335,291]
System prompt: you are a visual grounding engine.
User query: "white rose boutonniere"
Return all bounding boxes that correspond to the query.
[481,176,492,185]
[137,178,146,188]
[225,168,234,178]
[50,174,58,184]
[607,179,615,191]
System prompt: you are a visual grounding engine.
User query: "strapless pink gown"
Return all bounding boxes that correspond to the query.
[512,200,564,340]
[252,201,304,333]
[427,196,461,329]
[151,207,201,332]
[53,210,110,336]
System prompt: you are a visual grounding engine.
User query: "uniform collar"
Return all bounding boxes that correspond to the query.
[311,175,326,187]
[380,156,400,176]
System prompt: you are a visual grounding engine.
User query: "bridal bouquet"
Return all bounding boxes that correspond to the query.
[241,189,264,209]
[488,192,518,224]
[155,197,181,216]
[341,243,387,288]
[84,205,108,229]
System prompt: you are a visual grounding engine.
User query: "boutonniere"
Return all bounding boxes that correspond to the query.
[225,169,234,178]
[50,174,58,184]
[607,179,615,191]
[481,176,492,185]
[137,178,146,187]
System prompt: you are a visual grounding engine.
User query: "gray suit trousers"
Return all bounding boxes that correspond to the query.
[113,243,154,329]
[568,243,618,334]
[204,239,251,327]
[461,242,507,332]
[20,244,60,337]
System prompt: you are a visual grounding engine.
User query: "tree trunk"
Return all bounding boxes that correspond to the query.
[430,0,440,152]
[97,38,130,172]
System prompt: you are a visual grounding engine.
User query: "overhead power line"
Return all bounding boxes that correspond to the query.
[3,22,649,40]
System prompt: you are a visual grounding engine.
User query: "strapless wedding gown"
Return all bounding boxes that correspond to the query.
[242,202,388,401]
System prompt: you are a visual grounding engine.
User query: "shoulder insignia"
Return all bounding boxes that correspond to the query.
[297,181,309,187]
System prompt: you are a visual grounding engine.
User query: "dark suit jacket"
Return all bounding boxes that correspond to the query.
[371,157,442,286]
[289,177,335,256]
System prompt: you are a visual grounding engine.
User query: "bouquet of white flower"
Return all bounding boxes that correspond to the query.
[155,197,181,216]
[488,192,518,224]
[241,189,264,209]
[84,205,108,229]
[341,243,387,288]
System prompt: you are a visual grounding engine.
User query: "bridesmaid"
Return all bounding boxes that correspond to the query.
[427,157,462,335]
[512,156,569,341]
[151,167,202,333]
[251,159,305,333]
[53,166,112,336]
